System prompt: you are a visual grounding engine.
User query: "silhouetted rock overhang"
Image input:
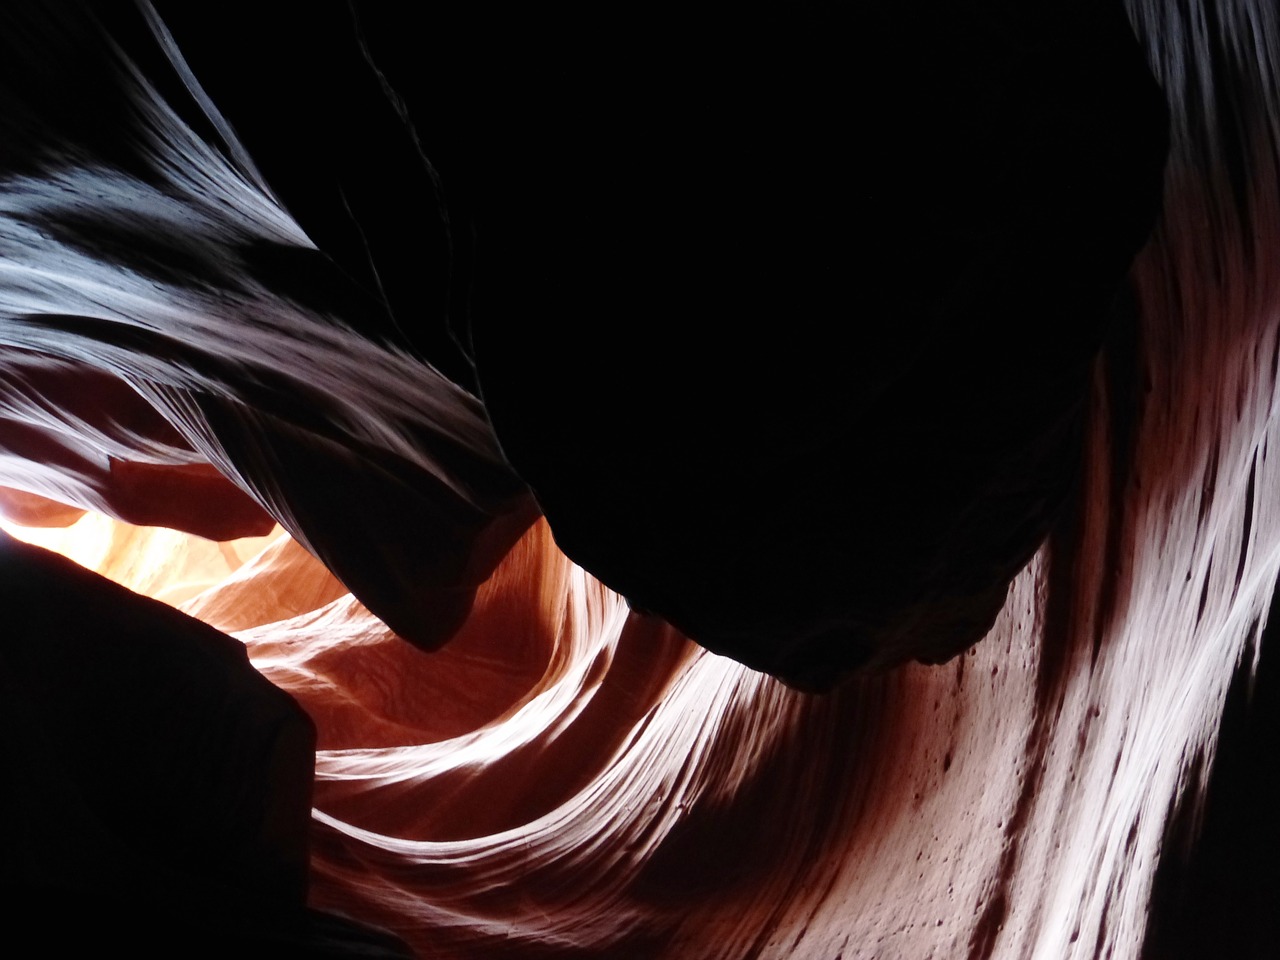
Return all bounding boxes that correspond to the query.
[134,3,1171,689]
[462,3,1172,688]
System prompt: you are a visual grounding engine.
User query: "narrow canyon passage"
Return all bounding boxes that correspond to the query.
[1,3,1279,958]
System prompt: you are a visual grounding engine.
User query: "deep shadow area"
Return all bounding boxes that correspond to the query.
[1143,580,1280,959]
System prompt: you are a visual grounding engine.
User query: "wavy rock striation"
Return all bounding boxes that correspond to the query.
[1,2,1278,958]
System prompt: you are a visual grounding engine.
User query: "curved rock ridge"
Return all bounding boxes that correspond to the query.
[0,2,536,653]
[0,2,1279,959]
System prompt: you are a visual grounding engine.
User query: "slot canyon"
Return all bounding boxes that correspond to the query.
[1,2,1278,957]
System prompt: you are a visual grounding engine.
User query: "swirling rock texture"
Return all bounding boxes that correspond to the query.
[1,2,1278,958]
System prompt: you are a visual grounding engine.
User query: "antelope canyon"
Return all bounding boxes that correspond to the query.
[1,2,1277,958]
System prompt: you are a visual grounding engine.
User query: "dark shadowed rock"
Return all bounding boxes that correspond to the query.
[0,532,411,957]
[131,3,1169,688]
[460,3,1172,688]
[0,3,1169,691]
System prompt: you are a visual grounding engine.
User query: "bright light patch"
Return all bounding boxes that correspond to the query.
[0,509,281,607]
[1,509,114,571]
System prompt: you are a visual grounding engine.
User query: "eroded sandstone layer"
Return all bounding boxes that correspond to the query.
[1,2,1279,958]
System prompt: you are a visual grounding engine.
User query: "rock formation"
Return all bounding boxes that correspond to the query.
[0,1,1277,957]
